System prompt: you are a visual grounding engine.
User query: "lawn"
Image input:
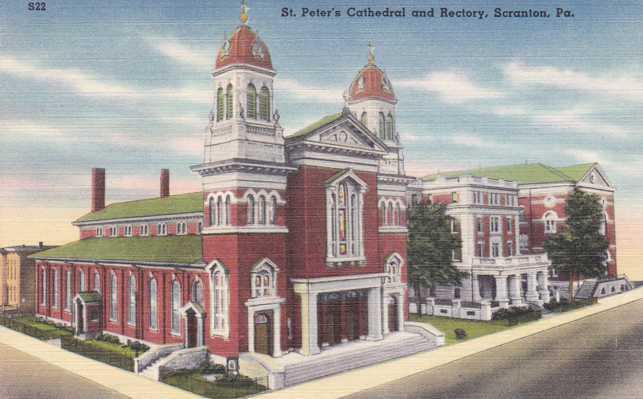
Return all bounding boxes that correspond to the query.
[84,339,138,358]
[410,314,513,345]
[10,316,73,339]
[163,372,267,399]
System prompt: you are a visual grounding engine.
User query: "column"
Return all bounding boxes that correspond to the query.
[494,275,509,308]
[299,292,320,356]
[514,215,521,255]
[509,275,522,305]
[247,309,255,353]
[367,287,383,341]
[538,271,550,303]
[397,292,404,332]
[472,274,481,302]
[273,305,282,357]
[382,295,390,335]
[526,272,539,302]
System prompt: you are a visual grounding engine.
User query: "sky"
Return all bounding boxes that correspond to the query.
[1,1,642,275]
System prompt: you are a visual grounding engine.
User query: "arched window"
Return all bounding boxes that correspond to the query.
[259,86,270,121]
[79,269,85,291]
[216,196,223,226]
[258,195,267,225]
[171,280,181,334]
[394,203,401,226]
[192,279,203,305]
[599,212,608,236]
[386,113,394,140]
[327,172,365,260]
[385,254,402,284]
[544,211,557,234]
[225,84,233,120]
[110,272,118,321]
[216,87,224,121]
[247,194,256,224]
[128,275,136,325]
[53,269,59,308]
[247,83,257,119]
[379,203,386,225]
[360,112,367,125]
[209,263,229,336]
[225,195,231,225]
[149,278,158,330]
[65,270,71,310]
[378,112,386,139]
[252,261,277,298]
[41,267,47,305]
[94,271,101,293]
[387,202,393,226]
[270,196,278,224]
[209,196,216,227]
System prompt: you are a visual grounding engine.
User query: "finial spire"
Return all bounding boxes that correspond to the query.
[367,41,375,65]
[240,0,250,24]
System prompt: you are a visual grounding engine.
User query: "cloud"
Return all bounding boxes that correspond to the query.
[504,62,643,103]
[276,78,343,104]
[147,38,213,69]
[531,107,630,138]
[448,133,496,149]
[397,71,504,104]
[0,55,210,104]
[563,148,643,178]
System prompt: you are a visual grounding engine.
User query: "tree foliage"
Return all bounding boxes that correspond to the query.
[544,189,609,300]
[408,202,466,304]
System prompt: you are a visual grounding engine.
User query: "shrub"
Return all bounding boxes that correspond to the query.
[492,306,542,325]
[202,363,226,375]
[96,332,121,345]
[454,328,467,340]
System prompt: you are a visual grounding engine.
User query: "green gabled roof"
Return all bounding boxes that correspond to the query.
[422,163,590,185]
[29,236,202,265]
[78,292,101,303]
[287,112,343,139]
[75,192,203,223]
[556,163,596,181]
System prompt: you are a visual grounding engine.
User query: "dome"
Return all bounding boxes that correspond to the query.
[347,47,396,104]
[215,25,273,71]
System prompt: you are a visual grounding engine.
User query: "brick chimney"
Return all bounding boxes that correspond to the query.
[160,169,170,198]
[91,168,106,212]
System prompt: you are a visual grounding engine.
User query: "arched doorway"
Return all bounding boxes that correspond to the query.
[387,295,398,333]
[185,309,198,348]
[254,311,273,356]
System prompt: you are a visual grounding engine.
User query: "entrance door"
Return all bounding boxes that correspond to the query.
[76,299,84,334]
[254,312,272,355]
[186,309,198,348]
[388,296,398,333]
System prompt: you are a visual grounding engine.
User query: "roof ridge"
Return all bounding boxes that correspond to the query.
[539,162,577,181]
[101,191,202,208]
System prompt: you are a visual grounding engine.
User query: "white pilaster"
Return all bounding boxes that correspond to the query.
[299,292,320,355]
[367,287,383,340]
[472,274,481,302]
[397,292,404,332]
[382,295,390,335]
[273,305,282,357]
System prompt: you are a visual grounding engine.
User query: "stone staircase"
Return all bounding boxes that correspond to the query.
[282,332,436,387]
[575,279,598,300]
[140,356,165,380]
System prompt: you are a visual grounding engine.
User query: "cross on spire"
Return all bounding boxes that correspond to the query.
[367,42,376,65]
[240,0,250,24]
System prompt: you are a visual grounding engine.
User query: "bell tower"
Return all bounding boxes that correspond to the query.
[346,43,405,175]
[204,0,284,165]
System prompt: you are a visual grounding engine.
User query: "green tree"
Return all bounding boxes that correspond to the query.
[544,189,609,302]
[408,202,466,312]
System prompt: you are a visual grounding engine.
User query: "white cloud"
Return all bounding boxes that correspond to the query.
[531,107,629,138]
[0,55,210,104]
[397,71,504,104]
[276,78,343,104]
[147,38,213,69]
[504,62,643,103]
[448,133,496,148]
[563,148,643,178]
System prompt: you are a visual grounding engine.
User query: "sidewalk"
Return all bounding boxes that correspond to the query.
[256,287,643,399]
[0,326,203,399]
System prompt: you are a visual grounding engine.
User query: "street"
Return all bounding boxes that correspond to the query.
[0,342,127,399]
[347,299,643,399]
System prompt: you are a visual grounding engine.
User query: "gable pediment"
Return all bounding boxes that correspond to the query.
[581,166,612,188]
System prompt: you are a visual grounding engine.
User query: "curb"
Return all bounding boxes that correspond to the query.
[255,288,643,399]
[0,327,204,399]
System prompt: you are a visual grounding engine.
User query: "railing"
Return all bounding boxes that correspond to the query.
[471,253,550,268]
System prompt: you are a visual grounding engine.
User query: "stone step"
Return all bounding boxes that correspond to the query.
[283,336,434,386]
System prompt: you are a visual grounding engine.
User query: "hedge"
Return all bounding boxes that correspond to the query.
[0,315,72,340]
[492,306,542,326]
[61,335,134,371]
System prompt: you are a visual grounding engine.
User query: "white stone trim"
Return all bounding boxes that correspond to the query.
[245,297,285,357]
[206,260,230,338]
[201,225,289,234]
[180,302,205,347]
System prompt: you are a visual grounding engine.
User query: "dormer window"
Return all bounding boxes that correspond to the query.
[326,170,366,262]
[177,221,187,235]
[96,226,103,237]
[140,224,149,236]
[110,225,118,237]
[124,225,132,237]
